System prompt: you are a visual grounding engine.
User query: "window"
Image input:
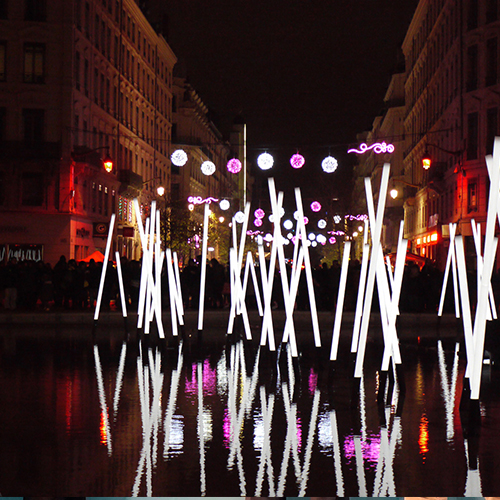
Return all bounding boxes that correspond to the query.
[467,112,479,160]
[487,0,498,22]
[24,43,45,83]
[487,107,498,154]
[468,180,478,212]
[25,0,46,21]
[74,50,80,89]
[0,0,7,19]
[467,0,478,31]
[74,114,79,144]
[0,107,5,141]
[22,172,44,206]
[75,0,81,29]
[486,38,498,86]
[466,45,478,91]
[84,58,89,95]
[0,41,5,81]
[23,108,45,143]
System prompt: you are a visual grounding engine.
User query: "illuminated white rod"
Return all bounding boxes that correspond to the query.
[268,179,298,356]
[166,249,179,337]
[351,242,369,353]
[455,236,475,380]
[295,187,321,347]
[197,202,210,331]
[172,252,185,323]
[330,241,351,360]
[354,164,390,378]
[94,213,116,320]
[471,220,497,321]
[243,251,263,316]
[470,142,500,400]
[133,200,149,328]
[115,251,128,317]
[438,223,460,317]
[258,236,277,351]
[155,211,164,328]
[144,205,157,333]
[137,217,150,329]
[113,342,127,418]
[230,248,252,339]
[227,247,239,333]
[385,255,394,293]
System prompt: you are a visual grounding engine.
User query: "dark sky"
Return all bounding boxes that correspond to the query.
[146,0,419,200]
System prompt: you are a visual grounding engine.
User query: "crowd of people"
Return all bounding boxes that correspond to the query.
[0,253,489,315]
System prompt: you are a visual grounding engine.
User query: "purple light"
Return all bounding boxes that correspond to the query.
[290,153,305,169]
[329,236,336,244]
[187,196,219,205]
[347,141,395,155]
[254,218,263,227]
[303,216,309,225]
[310,201,321,212]
[227,158,242,174]
[254,208,265,219]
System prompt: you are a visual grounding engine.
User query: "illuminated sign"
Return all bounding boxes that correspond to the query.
[187,196,219,205]
[347,142,395,154]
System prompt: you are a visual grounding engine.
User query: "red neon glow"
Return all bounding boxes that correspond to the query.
[290,153,305,169]
[227,158,242,174]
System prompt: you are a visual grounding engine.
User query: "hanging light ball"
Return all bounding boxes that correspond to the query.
[310,201,322,212]
[234,211,245,223]
[201,161,216,176]
[254,208,265,219]
[290,153,305,169]
[317,234,327,245]
[283,219,293,230]
[227,158,242,174]
[254,218,263,227]
[219,199,230,211]
[257,152,274,170]
[322,156,338,173]
[329,236,337,244]
[171,149,188,167]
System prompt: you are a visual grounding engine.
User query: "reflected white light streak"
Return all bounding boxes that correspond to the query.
[437,341,460,441]
[255,385,276,496]
[163,341,184,459]
[354,435,367,496]
[197,362,207,495]
[258,236,276,351]
[330,410,345,496]
[115,251,128,317]
[464,438,483,496]
[112,342,127,419]
[198,203,210,330]
[438,223,460,318]
[93,344,112,455]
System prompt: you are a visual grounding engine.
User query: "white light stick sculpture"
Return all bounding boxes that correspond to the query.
[166,249,180,336]
[354,164,390,378]
[438,223,460,318]
[115,251,128,317]
[242,251,263,317]
[197,202,210,331]
[94,213,116,320]
[330,241,351,360]
[294,187,321,347]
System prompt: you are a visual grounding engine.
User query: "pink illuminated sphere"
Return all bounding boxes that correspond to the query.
[254,208,265,219]
[310,201,321,212]
[254,218,263,227]
[227,158,242,174]
[290,153,305,169]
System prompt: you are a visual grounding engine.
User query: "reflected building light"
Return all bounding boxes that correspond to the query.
[93,344,113,455]
[165,415,184,457]
[322,155,338,173]
[419,413,429,460]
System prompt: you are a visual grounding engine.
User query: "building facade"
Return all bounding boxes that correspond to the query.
[0,0,177,265]
[402,0,500,269]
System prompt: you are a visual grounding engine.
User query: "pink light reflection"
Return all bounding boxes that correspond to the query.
[184,360,218,397]
[308,368,318,394]
[343,433,381,465]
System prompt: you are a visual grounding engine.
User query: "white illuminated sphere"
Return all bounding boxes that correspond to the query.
[322,156,338,173]
[283,219,293,230]
[312,241,318,247]
[293,211,300,220]
[287,232,294,239]
[318,219,327,229]
[268,214,275,223]
[264,233,273,242]
[308,232,316,241]
[234,211,245,223]
[334,215,342,224]
[201,161,216,176]
[171,149,188,166]
[257,152,274,170]
[219,199,230,211]
[317,234,327,244]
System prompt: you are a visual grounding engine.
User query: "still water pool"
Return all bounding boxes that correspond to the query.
[1,322,500,496]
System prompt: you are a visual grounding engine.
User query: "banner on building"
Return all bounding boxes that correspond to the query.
[1,244,44,263]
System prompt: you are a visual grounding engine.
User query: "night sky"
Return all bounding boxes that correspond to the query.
[146,0,419,201]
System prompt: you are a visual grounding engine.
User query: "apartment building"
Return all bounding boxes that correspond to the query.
[0,0,177,264]
[402,0,500,268]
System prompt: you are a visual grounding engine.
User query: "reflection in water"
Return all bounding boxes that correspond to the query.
[81,335,500,496]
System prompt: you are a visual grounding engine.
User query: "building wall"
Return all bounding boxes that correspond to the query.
[402,0,500,270]
[0,0,177,264]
